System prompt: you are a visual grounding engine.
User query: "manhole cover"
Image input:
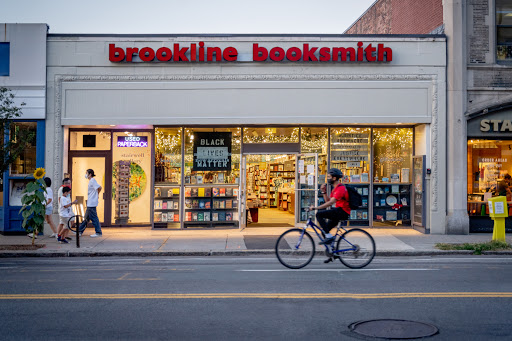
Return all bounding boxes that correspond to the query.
[349,319,438,339]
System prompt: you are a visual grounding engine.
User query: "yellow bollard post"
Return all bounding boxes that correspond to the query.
[488,196,508,242]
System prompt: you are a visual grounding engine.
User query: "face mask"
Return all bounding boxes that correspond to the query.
[85,174,89,179]
[327,178,335,185]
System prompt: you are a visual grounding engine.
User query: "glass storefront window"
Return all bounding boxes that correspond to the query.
[70,131,111,150]
[373,128,413,182]
[330,127,371,226]
[497,0,512,62]
[467,139,512,217]
[112,131,152,224]
[155,128,182,184]
[9,122,37,176]
[330,127,371,183]
[185,127,241,184]
[243,127,299,143]
[301,127,328,154]
[372,128,413,226]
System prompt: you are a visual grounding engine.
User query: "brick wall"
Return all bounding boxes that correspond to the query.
[345,0,443,34]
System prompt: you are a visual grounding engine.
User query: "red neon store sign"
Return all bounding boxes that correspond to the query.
[109,42,392,63]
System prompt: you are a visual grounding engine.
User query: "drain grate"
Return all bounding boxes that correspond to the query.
[349,319,439,339]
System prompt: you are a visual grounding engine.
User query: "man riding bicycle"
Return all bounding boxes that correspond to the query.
[310,168,350,245]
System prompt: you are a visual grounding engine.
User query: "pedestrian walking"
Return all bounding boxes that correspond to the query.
[79,169,103,237]
[44,177,58,238]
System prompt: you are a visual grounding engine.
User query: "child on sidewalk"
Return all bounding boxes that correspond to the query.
[58,187,77,244]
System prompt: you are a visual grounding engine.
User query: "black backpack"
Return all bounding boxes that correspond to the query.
[345,185,362,209]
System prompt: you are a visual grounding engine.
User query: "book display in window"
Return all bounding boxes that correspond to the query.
[184,185,239,228]
[346,184,370,227]
[153,185,181,229]
[373,184,411,226]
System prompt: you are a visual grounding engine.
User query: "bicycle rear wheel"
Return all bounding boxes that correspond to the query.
[275,229,315,269]
[336,228,375,269]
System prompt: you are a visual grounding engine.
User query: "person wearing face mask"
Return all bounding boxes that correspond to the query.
[310,168,350,245]
[78,169,103,237]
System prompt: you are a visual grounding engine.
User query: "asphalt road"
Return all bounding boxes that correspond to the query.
[0,256,511,340]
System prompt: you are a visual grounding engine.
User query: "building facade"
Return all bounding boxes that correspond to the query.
[347,0,512,233]
[45,34,446,232]
[0,24,47,234]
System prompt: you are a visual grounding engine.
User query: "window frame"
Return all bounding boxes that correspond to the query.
[496,0,512,64]
[0,42,9,76]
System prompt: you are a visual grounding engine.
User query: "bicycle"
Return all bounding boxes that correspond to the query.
[275,209,376,269]
[66,203,85,234]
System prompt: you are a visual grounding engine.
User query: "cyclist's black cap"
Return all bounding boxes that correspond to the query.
[328,168,343,180]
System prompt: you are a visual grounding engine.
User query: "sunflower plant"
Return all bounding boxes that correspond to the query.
[19,168,47,245]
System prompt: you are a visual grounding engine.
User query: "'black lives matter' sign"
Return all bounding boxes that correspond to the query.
[193,132,232,171]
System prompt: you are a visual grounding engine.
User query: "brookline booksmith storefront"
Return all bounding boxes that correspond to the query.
[45,34,446,233]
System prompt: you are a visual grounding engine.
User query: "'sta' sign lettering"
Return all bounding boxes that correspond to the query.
[193,132,232,171]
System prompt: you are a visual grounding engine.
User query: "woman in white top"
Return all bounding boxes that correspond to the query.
[44,177,58,238]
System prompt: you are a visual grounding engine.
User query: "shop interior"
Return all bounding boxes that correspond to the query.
[467,139,512,217]
[245,154,296,227]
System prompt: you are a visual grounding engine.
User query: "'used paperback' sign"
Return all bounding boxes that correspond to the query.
[193,132,232,171]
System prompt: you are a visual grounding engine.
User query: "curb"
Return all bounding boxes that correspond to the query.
[1,250,512,257]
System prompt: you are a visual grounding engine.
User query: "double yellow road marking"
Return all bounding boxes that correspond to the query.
[1,292,511,300]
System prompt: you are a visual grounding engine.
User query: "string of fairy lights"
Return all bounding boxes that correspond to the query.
[155,127,413,177]
[372,128,413,174]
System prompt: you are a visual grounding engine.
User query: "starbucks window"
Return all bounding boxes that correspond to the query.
[372,128,413,226]
[467,140,512,216]
[330,127,371,226]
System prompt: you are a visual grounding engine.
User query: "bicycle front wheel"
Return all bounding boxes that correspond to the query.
[275,229,315,269]
[336,228,375,269]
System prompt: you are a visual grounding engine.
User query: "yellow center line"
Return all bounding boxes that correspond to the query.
[0,292,511,300]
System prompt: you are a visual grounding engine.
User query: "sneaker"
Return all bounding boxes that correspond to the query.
[49,233,57,238]
[90,234,102,238]
[27,233,37,239]
[59,238,69,244]
[70,230,76,235]
[318,236,335,245]
[57,236,61,242]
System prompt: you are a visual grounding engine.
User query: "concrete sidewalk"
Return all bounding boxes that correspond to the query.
[1,225,511,257]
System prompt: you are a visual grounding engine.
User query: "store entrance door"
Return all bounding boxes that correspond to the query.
[295,153,319,224]
[69,153,111,226]
[241,154,297,228]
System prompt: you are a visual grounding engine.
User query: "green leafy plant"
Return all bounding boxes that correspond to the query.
[436,241,512,255]
[19,168,47,245]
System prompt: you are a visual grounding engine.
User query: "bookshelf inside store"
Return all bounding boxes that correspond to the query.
[245,155,296,215]
[153,185,181,229]
[373,183,411,226]
[184,185,239,227]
